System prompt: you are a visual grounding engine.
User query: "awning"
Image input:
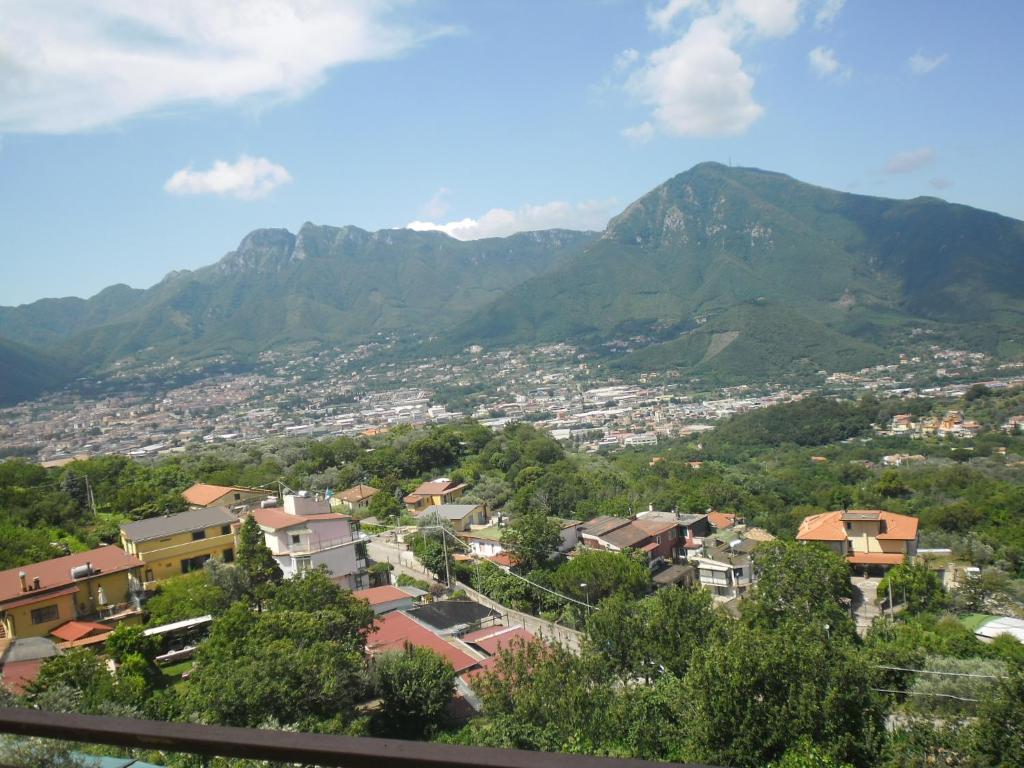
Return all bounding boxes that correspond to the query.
[846,552,906,565]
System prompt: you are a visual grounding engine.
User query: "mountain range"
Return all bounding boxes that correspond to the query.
[3,162,1023,404]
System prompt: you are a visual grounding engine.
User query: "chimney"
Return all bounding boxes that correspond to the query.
[18,571,27,592]
[86,561,92,574]
[32,577,40,590]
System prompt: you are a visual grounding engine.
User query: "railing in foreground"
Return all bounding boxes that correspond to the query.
[0,708,722,768]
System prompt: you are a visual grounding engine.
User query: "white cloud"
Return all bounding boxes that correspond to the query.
[929,177,953,191]
[814,0,845,27]
[622,121,656,143]
[406,199,617,240]
[624,0,805,139]
[883,147,935,174]
[164,155,292,200]
[419,187,451,220]
[0,1,448,134]
[808,46,848,78]
[614,48,641,72]
[909,52,948,75]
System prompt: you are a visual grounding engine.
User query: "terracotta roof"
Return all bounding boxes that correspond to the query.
[337,484,380,504]
[49,620,111,643]
[367,612,479,672]
[0,659,43,694]
[464,626,534,657]
[631,519,679,537]
[488,552,519,568]
[58,632,114,650]
[847,552,907,565]
[579,516,630,538]
[182,483,262,506]
[251,507,350,531]
[403,480,467,502]
[0,585,79,611]
[797,510,919,542]
[352,586,412,606]
[0,546,143,607]
[708,512,738,530]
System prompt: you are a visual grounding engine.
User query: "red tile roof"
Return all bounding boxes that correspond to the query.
[463,626,534,656]
[0,546,143,607]
[352,586,412,606]
[847,552,907,566]
[49,620,111,643]
[0,660,43,694]
[367,612,479,672]
[251,507,349,531]
[182,483,263,506]
[797,510,919,543]
[337,484,380,504]
[708,511,738,530]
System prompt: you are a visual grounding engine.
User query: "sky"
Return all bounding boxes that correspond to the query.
[1,0,1021,306]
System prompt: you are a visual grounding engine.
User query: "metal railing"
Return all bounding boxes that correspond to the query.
[0,708,721,768]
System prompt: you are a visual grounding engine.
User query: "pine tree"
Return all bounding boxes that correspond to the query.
[236,515,283,606]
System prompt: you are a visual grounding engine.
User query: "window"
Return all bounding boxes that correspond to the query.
[221,525,231,536]
[291,534,301,545]
[845,522,851,530]
[181,554,210,573]
[656,535,662,544]
[192,530,206,541]
[31,605,59,624]
[233,493,241,500]
[145,569,154,582]
[222,548,234,563]
[295,556,311,573]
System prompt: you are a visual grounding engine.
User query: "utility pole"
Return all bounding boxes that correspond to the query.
[888,578,895,620]
[85,475,97,516]
[441,528,450,589]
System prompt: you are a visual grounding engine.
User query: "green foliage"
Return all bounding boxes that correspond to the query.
[500,507,562,571]
[552,549,651,605]
[105,624,161,664]
[680,625,882,768]
[743,540,854,638]
[145,570,229,626]
[236,514,283,603]
[183,590,373,728]
[372,644,455,739]
[877,560,948,615]
[26,650,115,714]
[974,667,1024,768]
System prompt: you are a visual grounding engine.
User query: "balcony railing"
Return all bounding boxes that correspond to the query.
[0,708,722,768]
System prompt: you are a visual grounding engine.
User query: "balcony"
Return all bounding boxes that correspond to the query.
[0,708,721,768]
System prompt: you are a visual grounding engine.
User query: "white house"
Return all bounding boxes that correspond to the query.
[251,494,370,590]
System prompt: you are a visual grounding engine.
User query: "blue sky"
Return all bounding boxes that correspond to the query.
[1,0,1021,306]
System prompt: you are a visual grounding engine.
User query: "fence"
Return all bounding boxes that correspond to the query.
[456,581,584,650]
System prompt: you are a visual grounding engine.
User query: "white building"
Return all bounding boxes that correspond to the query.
[251,494,370,589]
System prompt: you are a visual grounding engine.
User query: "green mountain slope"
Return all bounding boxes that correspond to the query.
[0,338,70,406]
[0,225,596,398]
[455,163,1024,378]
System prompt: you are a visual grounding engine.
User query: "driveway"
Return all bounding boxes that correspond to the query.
[850,576,882,635]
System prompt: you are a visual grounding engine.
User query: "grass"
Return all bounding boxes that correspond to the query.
[160,660,193,678]
[960,613,996,631]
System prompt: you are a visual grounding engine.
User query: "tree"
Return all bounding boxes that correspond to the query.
[974,666,1024,768]
[501,507,562,571]
[551,549,650,605]
[25,649,114,713]
[877,560,947,615]
[680,624,882,768]
[367,489,402,522]
[236,514,283,604]
[743,540,853,638]
[144,570,228,625]
[184,598,372,728]
[372,644,456,739]
[105,624,160,664]
[269,566,375,641]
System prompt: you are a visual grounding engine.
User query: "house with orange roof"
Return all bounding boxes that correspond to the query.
[181,483,267,509]
[403,478,468,512]
[797,509,919,574]
[335,483,380,511]
[352,585,415,615]
[0,546,143,641]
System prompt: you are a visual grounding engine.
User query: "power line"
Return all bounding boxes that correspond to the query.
[870,688,981,703]
[874,665,1007,680]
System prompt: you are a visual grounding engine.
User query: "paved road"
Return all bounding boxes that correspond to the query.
[366,535,439,586]
[851,576,882,635]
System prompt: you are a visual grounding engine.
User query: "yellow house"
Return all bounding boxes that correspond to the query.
[797,509,919,574]
[414,503,488,532]
[120,506,240,588]
[0,546,144,641]
[181,483,267,509]
[403,478,468,512]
